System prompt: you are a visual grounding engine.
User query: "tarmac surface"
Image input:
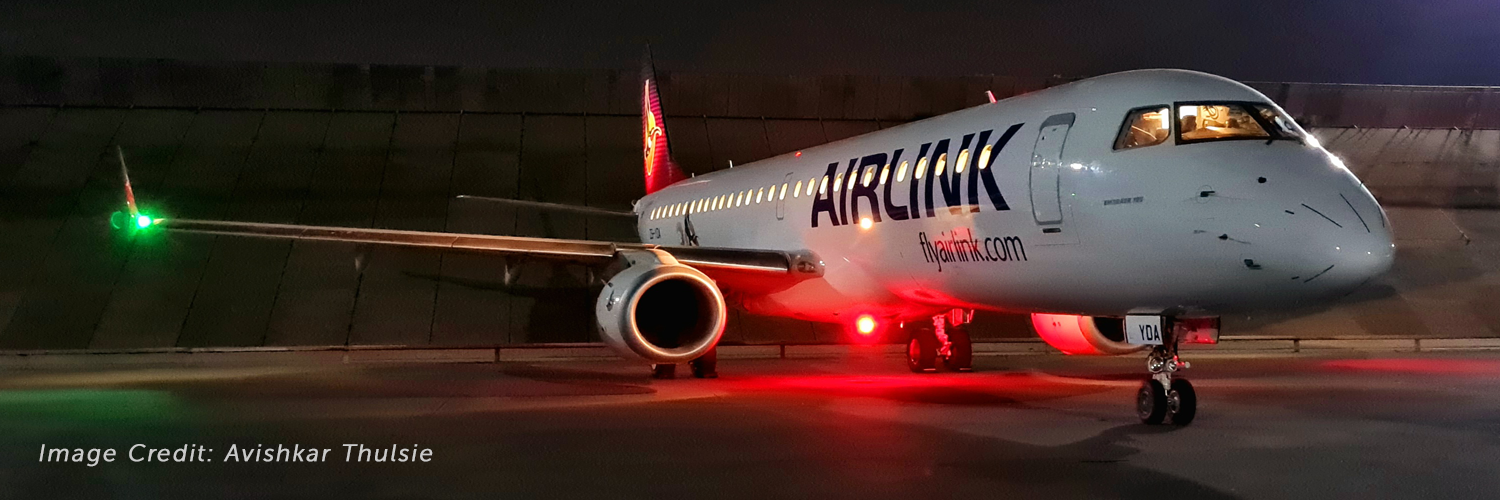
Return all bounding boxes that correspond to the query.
[4,350,1500,499]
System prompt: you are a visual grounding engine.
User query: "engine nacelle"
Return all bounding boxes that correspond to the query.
[1031,313,1145,356]
[595,250,727,364]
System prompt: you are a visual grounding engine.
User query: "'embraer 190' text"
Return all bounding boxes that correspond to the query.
[811,123,1024,228]
[919,228,1027,272]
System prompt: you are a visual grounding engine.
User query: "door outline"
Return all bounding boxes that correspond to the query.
[1029,113,1075,225]
[776,172,794,220]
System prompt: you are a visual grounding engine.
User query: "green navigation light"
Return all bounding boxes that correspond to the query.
[135,215,153,229]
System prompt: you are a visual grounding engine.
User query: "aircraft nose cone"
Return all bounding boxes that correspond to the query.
[1296,203,1394,295]
[1329,228,1395,285]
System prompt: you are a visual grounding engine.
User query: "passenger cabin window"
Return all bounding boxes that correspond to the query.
[793,180,802,198]
[1114,106,1171,150]
[1178,103,1269,143]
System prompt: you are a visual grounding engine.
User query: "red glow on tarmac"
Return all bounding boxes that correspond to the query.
[1321,358,1500,376]
[719,372,1108,405]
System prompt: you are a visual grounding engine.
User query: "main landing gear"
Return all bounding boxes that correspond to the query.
[651,348,718,380]
[1136,336,1196,426]
[907,310,974,373]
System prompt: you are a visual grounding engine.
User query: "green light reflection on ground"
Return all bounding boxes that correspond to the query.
[0,389,185,423]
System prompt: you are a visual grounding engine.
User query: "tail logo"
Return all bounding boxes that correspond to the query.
[643,80,664,177]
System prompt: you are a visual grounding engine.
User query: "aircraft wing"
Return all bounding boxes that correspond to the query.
[139,218,824,291]
[112,146,821,293]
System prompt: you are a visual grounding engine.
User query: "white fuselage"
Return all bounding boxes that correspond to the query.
[635,70,1394,324]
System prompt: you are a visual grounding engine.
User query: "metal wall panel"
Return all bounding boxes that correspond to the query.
[347,113,459,345]
[0,109,125,348]
[0,108,56,190]
[257,63,336,110]
[108,111,264,346]
[237,112,355,347]
[662,116,714,176]
[510,115,593,343]
[763,119,827,157]
[705,118,772,170]
[822,120,880,143]
[584,115,645,242]
[431,114,524,345]
[4,109,186,349]
[175,111,325,347]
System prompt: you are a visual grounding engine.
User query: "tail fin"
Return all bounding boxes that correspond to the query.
[642,48,688,195]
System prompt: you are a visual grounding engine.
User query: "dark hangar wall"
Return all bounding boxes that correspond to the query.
[1,57,1498,350]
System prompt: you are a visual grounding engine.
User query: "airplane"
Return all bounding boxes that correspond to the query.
[111,56,1395,426]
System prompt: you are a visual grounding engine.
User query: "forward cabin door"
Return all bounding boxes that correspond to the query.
[1029,113,1073,224]
[1028,113,1078,245]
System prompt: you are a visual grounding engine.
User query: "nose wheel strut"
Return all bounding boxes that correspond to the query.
[1137,335,1196,425]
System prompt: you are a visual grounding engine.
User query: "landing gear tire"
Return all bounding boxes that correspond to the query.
[1168,379,1197,426]
[651,364,677,379]
[942,325,973,372]
[1137,379,1168,425]
[1137,324,1198,426]
[689,348,718,379]
[907,326,938,373]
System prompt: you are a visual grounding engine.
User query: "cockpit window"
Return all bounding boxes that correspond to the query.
[1177,103,1269,143]
[1253,104,1304,140]
[1113,106,1171,150]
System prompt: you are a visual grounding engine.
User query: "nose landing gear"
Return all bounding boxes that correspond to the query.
[1137,340,1196,425]
[906,310,974,373]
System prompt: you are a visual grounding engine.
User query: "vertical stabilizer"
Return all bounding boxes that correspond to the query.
[642,48,688,194]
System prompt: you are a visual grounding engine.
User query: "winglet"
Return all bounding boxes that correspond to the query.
[985,90,997,104]
[118,146,139,219]
[111,147,157,230]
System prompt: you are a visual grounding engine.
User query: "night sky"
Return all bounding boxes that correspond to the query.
[1,0,1496,85]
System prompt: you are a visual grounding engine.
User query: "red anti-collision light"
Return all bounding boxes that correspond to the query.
[856,315,876,335]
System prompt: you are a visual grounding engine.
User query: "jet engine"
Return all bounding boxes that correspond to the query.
[595,250,727,364]
[1030,313,1145,356]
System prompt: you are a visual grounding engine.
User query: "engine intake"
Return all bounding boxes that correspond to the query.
[1031,313,1145,356]
[595,250,726,364]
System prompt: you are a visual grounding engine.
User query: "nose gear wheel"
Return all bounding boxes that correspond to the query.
[1137,321,1197,426]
